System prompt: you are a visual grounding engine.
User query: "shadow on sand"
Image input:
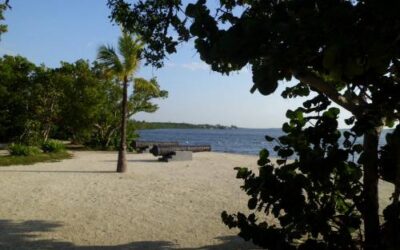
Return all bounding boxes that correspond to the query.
[0,220,258,250]
[128,159,161,163]
[101,159,160,163]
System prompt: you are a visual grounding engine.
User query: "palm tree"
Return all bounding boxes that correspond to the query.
[97,31,143,173]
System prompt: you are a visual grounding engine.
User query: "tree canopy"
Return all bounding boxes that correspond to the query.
[0,55,167,152]
[108,0,399,117]
[108,0,400,249]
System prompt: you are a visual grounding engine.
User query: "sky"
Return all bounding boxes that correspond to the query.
[0,0,351,128]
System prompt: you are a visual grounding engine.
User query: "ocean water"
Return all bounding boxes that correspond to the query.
[138,128,391,156]
[138,128,282,155]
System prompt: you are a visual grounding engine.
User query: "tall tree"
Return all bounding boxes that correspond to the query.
[31,66,62,142]
[108,0,400,248]
[0,55,36,142]
[0,56,62,144]
[97,32,143,173]
[57,60,110,144]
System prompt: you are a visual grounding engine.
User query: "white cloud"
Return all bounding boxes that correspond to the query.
[181,62,209,71]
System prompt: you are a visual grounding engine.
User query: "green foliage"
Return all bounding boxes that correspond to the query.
[57,60,111,143]
[0,0,10,40]
[18,120,43,146]
[31,66,63,141]
[109,0,400,248]
[41,139,66,153]
[0,56,65,143]
[129,77,168,115]
[0,55,37,141]
[0,54,166,150]
[0,151,71,166]
[8,143,41,156]
[97,31,142,80]
[224,97,365,249]
[86,79,122,149]
[108,0,189,68]
[87,120,137,151]
[109,120,139,152]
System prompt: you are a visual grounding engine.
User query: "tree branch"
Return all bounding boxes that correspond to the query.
[294,71,364,116]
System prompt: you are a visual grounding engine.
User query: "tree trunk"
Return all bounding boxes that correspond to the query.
[117,77,128,173]
[362,126,382,249]
[42,123,51,142]
[392,127,400,204]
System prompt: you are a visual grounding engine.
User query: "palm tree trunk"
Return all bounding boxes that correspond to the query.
[362,126,382,249]
[117,77,128,173]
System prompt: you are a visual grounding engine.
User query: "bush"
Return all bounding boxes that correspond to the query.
[8,143,41,156]
[18,120,43,146]
[41,139,66,153]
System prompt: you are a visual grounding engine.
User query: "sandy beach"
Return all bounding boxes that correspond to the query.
[0,151,394,249]
[0,151,262,249]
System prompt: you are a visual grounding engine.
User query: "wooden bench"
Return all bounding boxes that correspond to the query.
[131,140,179,153]
[149,145,211,162]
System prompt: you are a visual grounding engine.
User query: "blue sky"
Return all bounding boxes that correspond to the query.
[0,0,351,128]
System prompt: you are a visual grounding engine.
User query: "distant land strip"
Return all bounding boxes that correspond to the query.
[133,121,238,130]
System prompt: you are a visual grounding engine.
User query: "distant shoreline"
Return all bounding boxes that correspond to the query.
[133,121,239,130]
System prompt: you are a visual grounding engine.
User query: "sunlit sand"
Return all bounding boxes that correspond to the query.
[0,151,393,249]
[0,151,261,249]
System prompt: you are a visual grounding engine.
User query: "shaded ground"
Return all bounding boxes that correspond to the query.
[0,219,253,250]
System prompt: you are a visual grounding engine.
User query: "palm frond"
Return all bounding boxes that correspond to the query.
[97,45,123,77]
[133,77,168,98]
[118,32,143,76]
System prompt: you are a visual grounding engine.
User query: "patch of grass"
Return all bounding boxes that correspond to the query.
[41,139,66,153]
[8,143,41,156]
[0,152,72,166]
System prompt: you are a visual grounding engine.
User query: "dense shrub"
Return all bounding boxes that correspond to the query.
[18,120,43,146]
[41,139,66,153]
[87,122,139,151]
[8,143,41,156]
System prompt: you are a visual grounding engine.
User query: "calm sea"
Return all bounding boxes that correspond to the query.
[138,128,391,156]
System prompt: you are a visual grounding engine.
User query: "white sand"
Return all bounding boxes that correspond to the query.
[0,151,393,249]
[0,151,261,249]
